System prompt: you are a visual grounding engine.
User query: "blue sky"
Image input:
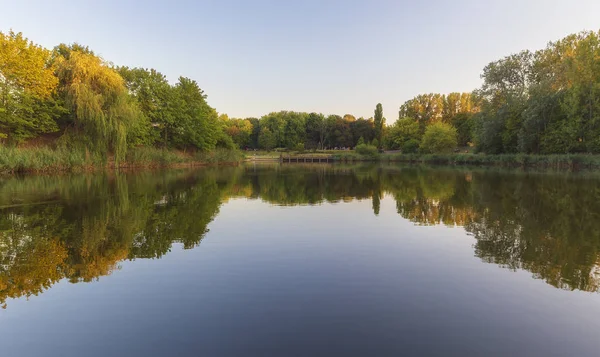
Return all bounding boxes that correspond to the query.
[1,0,599,120]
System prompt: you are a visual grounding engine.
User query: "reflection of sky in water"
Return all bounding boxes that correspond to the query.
[1,166,600,357]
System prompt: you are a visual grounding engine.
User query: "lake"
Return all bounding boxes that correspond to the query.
[1,164,600,357]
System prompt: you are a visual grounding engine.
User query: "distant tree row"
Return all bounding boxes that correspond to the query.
[221,108,385,151]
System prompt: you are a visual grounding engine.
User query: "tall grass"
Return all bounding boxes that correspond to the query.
[0,146,244,174]
[124,147,188,167]
[332,146,380,162]
[125,147,244,167]
[194,148,244,164]
[0,146,99,174]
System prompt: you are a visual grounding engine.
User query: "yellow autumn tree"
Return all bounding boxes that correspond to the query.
[0,30,63,142]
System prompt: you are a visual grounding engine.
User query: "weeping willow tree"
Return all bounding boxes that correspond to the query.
[54,46,142,163]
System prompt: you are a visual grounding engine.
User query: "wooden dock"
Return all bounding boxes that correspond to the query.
[280,155,334,163]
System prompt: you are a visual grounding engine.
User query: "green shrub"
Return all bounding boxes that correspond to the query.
[371,139,380,149]
[385,117,421,150]
[420,122,458,154]
[355,144,379,158]
[402,139,420,154]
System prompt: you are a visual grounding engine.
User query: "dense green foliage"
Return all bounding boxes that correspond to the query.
[472,31,600,154]
[419,122,458,154]
[56,47,142,163]
[2,29,599,163]
[385,118,421,152]
[0,31,63,142]
[354,143,379,158]
[226,110,380,151]
[389,92,477,153]
[0,31,236,165]
[389,30,600,155]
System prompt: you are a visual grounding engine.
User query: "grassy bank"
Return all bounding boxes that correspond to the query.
[330,152,600,170]
[0,146,244,174]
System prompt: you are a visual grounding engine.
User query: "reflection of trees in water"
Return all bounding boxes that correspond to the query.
[217,166,600,293]
[1,165,600,307]
[465,173,600,292]
[0,171,226,308]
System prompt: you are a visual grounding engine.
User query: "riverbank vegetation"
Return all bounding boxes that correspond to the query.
[0,31,240,173]
[0,146,243,174]
[1,29,599,172]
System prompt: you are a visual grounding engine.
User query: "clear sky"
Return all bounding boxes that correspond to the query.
[1,0,599,120]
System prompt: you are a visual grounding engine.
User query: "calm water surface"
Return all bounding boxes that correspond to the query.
[1,164,600,357]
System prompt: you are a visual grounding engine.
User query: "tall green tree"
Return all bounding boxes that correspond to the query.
[398,94,444,131]
[174,77,220,151]
[374,103,385,148]
[222,117,254,149]
[305,112,326,149]
[118,67,176,146]
[258,127,276,150]
[327,114,353,148]
[350,118,375,147]
[473,51,532,153]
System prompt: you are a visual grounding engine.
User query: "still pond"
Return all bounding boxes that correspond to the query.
[1,164,600,356]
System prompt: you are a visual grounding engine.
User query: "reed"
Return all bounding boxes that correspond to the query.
[0,146,244,174]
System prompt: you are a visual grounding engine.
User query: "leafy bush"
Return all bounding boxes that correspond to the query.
[216,131,237,149]
[420,122,458,154]
[355,144,379,158]
[402,139,420,153]
[385,117,421,151]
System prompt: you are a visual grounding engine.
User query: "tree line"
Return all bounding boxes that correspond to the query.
[223,30,600,155]
[473,30,600,154]
[387,30,600,154]
[1,29,599,157]
[221,108,385,151]
[0,31,233,164]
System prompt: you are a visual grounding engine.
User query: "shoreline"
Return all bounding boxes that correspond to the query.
[0,147,244,175]
[384,153,600,170]
[4,149,600,175]
[249,152,600,171]
[0,160,243,176]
